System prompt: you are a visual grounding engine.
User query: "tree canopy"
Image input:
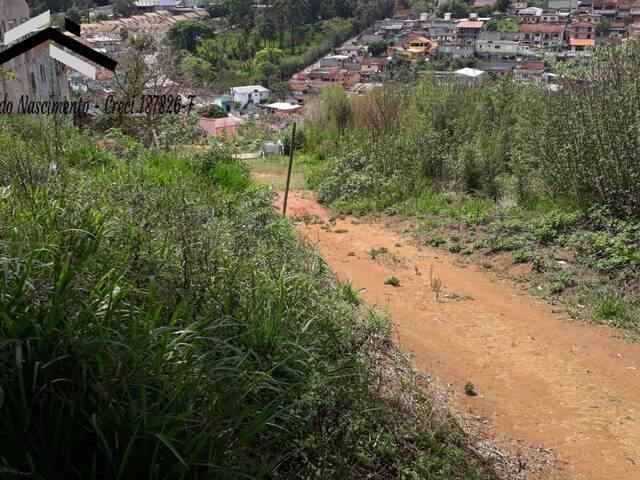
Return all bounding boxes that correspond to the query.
[166,21,216,53]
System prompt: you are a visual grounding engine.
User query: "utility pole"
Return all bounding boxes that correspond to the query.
[282,122,296,217]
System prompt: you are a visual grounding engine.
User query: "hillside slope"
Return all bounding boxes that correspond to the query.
[0,117,493,479]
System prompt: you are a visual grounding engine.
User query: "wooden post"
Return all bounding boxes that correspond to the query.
[282,122,296,217]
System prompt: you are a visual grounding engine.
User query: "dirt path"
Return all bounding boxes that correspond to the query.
[277,190,640,480]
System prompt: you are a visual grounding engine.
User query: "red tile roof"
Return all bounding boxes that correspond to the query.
[473,0,495,7]
[569,38,596,46]
[457,20,485,29]
[517,61,545,70]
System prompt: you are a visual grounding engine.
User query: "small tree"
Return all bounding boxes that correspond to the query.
[367,40,388,58]
[224,0,254,30]
[410,0,430,15]
[165,20,215,53]
[199,104,228,118]
[438,0,470,18]
[596,20,611,37]
[113,0,135,18]
[181,55,215,88]
[255,61,280,87]
[496,0,510,13]
[206,2,227,17]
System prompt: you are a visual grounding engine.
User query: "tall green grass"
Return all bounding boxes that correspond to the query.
[0,117,491,479]
[306,42,640,219]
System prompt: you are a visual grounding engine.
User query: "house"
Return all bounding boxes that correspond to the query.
[478,60,517,77]
[540,12,570,23]
[630,0,640,36]
[610,22,627,37]
[199,116,244,137]
[335,43,365,58]
[360,58,390,77]
[402,36,438,60]
[378,23,404,39]
[85,36,120,54]
[456,20,485,45]
[422,21,458,44]
[307,67,361,87]
[510,0,528,10]
[517,6,543,20]
[263,102,303,116]
[512,61,546,84]
[81,9,208,41]
[454,67,486,87]
[0,0,69,103]
[320,55,350,68]
[569,37,596,51]
[548,0,579,13]
[359,34,384,44]
[214,95,231,113]
[591,0,618,20]
[571,21,596,40]
[134,0,179,12]
[230,85,269,109]
[569,21,596,51]
[475,32,520,60]
[519,23,566,48]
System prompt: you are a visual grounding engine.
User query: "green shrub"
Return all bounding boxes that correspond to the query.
[530,209,580,243]
[426,234,446,247]
[384,276,400,287]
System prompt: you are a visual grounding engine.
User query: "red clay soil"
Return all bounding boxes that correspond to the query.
[275,190,640,480]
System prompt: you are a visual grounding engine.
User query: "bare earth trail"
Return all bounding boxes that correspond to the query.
[276,190,640,480]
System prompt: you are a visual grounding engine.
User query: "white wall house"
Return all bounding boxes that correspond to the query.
[230,85,269,109]
[0,0,69,102]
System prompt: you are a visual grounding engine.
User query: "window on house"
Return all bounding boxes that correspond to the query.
[30,73,36,92]
[40,64,46,82]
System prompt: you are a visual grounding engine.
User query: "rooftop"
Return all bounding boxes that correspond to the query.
[455,67,485,77]
[457,20,485,29]
[569,38,596,46]
[408,35,432,43]
[231,85,269,94]
[520,23,566,33]
[517,61,545,70]
[264,102,302,111]
[472,0,495,7]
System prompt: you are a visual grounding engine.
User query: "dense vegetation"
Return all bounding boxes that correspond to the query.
[163,0,394,91]
[178,18,356,90]
[306,43,640,217]
[0,117,493,478]
[301,43,640,332]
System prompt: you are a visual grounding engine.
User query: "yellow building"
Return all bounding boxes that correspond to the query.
[401,36,438,61]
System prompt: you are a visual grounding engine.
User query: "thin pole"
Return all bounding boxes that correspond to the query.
[282,122,296,216]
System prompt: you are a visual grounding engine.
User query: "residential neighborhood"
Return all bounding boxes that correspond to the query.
[34,0,638,136]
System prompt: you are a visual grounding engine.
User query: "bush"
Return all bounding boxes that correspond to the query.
[530,209,580,243]
[310,43,640,219]
[0,117,491,479]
